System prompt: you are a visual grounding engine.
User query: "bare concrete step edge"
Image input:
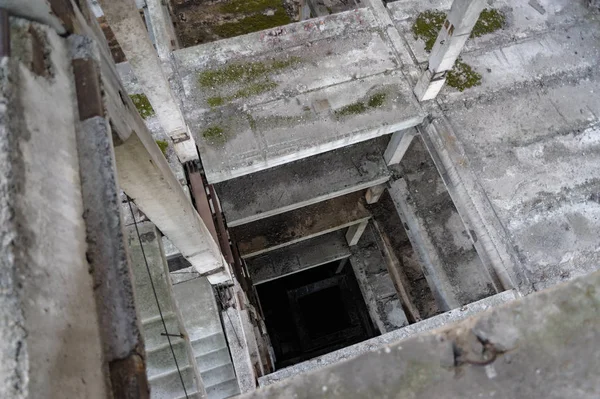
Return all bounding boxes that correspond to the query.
[258,289,519,387]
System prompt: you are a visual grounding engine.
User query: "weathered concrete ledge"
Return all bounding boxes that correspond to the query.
[231,191,370,258]
[246,231,351,285]
[257,289,518,387]
[216,138,389,227]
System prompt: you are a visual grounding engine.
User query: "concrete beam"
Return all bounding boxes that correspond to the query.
[246,231,351,285]
[115,130,228,278]
[96,0,198,162]
[216,138,390,227]
[346,220,369,246]
[384,128,418,165]
[365,184,386,204]
[414,0,486,101]
[257,289,518,387]
[231,191,371,258]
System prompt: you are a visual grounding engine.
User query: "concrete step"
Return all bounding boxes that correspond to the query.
[195,347,231,373]
[149,365,197,399]
[142,313,183,351]
[146,340,190,379]
[200,363,236,388]
[190,332,227,356]
[205,378,241,399]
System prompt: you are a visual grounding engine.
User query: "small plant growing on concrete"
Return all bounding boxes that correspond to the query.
[130,93,155,119]
[335,92,388,118]
[202,125,227,145]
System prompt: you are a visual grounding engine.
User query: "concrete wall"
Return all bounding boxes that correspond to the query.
[0,19,108,398]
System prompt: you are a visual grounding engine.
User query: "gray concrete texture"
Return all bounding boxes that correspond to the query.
[216,137,390,227]
[258,289,518,387]
[0,19,107,398]
[172,7,425,183]
[350,223,407,333]
[246,230,352,285]
[388,0,600,292]
[231,190,371,258]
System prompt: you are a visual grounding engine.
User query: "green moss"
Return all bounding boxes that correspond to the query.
[335,102,367,117]
[367,92,387,108]
[202,125,227,144]
[447,60,482,91]
[326,6,333,14]
[198,57,300,88]
[411,10,446,52]
[212,9,291,39]
[412,8,505,52]
[471,9,506,38]
[207,96,225,107]
[130,94,155,119]
[155,140,169,157]
[233,81,278,99]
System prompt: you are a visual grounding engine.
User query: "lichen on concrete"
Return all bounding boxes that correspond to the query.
[207,96,225,107]
[412,8,506,52]
[129,93,154,119]
[446,60,482,91]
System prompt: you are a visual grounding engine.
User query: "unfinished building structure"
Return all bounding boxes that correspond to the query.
[1,0,599,398]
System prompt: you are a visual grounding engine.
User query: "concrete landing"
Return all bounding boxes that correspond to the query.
[246,230,351,285]
[172,8,424,183]
[216,138,390,227]
[230,191,370,258]
[258,289,518,387]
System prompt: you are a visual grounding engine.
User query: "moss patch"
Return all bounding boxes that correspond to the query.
[213,2,291,39]
[447,60,482,91]
[207,97,225,107]
[199,57,301,106]
[202,125,227,144]
[335,91,387,118]
[155,140,169,157]
[199,57,301,88]
[130,94,154,119]
[412,9,505,52]
[367,92,387,108]
[471,9,506,38]
[411,10,446,52]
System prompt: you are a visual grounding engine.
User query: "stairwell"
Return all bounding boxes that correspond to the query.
[172,276,241,399]
[127,220,206,399]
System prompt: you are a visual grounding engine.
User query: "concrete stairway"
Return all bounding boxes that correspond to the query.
[173,277,241,399]
[126,221,205,399]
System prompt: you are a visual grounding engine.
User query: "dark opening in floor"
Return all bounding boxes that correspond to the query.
[256,260,376,369]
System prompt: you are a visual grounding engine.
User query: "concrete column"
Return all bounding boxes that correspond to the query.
[414,0,486,101]
[346,220,369,246]
[366,184,386,204]
[384,129,418,165]
[97,0,198,162]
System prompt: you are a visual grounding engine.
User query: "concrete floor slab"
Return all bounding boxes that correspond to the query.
[389,0,591,65]
[246,230,351,285]
[172,8,424,183]
[216,138,390,227]
[231,191,370,258]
